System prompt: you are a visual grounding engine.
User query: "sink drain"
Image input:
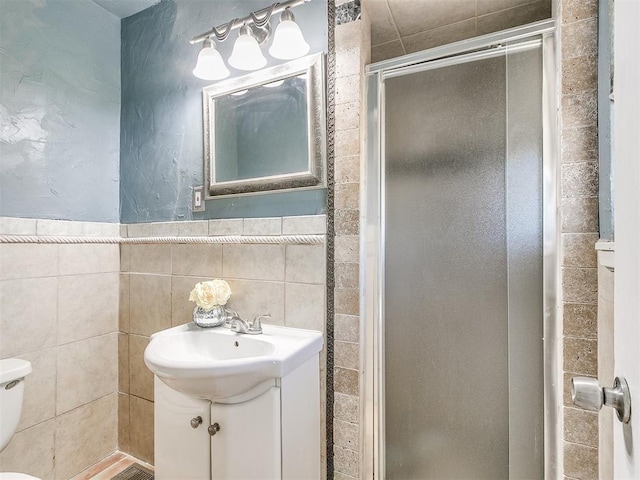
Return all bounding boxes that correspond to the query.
[111,464,154,480]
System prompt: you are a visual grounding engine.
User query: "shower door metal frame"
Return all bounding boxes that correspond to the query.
[360,19,559,479]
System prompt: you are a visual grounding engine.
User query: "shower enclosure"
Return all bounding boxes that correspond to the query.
[361,21,557,479]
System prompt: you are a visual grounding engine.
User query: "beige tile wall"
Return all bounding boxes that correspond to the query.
[118,216,327,466]
[0,219,119,480]
[333,12,370,479]
[368,0,552,62]
[559,0,600,478]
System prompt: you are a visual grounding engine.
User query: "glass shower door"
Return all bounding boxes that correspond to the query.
[383,42,544,479]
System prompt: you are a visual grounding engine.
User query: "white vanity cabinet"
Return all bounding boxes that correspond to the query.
[154,355,321,480]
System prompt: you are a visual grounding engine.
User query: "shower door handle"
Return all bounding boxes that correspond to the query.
[571,376,631,423]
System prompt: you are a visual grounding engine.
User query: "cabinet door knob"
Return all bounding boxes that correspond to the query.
[190,416,203,428]
[208,422,221,436]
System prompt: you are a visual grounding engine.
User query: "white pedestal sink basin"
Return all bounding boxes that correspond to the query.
[144,322,323,401]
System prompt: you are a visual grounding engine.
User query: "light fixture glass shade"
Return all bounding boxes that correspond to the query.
[269,9,310,60]
[192,39,230,80]
[228,26,267,71]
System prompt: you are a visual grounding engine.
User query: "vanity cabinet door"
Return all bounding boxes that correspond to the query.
[211,387,282,480]
[154,378,211,480]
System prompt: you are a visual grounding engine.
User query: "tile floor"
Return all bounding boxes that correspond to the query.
[69,452,153,480]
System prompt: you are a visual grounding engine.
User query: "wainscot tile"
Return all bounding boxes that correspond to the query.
[0,277,57,358]
[222,244,285,281]
[58,244,119,275]
[177,221,209,236]
[129,244,172,274]
[225,279,285,326]
[119,273,131,332]
[126,223,153,238]
[284,283,326,331]
[129,274,172,336]
[0,217,37,235]
[55,394,117,480]
[56,333,118,414]
[57,273,119,344]
[243,217,282,236]
[172,243,222,277]
[17,348,56,431]
[129,395,154,465]
[129,335,153,402]
[118,393,130,453]
[282,215,327,235]
[209,218,243,236]
[285,244,326,284]
[0,419,55,480]
[0,244,57,280]
[119,333,129,394]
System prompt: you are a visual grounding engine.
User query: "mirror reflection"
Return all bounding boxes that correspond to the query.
[215,76,309,182]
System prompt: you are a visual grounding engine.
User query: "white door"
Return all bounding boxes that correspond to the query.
[573,2,639,476]
[612,0,640,477]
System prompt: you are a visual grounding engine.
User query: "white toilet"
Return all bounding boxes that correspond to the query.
[0,358,40,480]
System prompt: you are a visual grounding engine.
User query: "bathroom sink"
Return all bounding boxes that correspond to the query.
[144,322,323,401]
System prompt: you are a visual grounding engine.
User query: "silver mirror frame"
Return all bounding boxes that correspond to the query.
[202,53,326,197]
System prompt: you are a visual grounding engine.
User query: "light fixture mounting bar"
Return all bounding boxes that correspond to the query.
[190,0,310,45]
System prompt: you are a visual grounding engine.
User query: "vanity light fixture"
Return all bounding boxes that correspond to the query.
[190,0,311,79]
[269,8,310,60]
[193,38,230,80]
[228,25,268,71]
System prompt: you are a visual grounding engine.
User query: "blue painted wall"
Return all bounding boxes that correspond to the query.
[120,0,328,223]
[0,0,121,222]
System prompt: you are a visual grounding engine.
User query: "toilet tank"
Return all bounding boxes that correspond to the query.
[0,358,32,452]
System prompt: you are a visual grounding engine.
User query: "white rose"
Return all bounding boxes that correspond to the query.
[189,282,216,310]
[189,279,232,310]
[205,279,231,306]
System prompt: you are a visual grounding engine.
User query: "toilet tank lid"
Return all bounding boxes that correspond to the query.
[0,359,32,384]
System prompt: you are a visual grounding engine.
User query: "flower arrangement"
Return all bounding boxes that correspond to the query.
[189,279,232,310]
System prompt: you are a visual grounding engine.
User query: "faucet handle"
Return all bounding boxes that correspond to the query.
[249,314,270,334]
[223,308,240,327]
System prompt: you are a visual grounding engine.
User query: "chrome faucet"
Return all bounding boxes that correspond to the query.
[225,311,270,335]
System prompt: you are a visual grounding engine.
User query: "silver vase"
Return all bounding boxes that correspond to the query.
[192,305,227,328]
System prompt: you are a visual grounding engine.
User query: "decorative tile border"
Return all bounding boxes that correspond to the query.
[0,234,325,245]
[0,216,327,245]
[336,0,361,26]
[326,0,337,478]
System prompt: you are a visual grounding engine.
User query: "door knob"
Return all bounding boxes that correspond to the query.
[190,416,203,428]
[208,422,221,436]
[571,376,631,423]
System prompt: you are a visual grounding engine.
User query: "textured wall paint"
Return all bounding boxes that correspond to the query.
[0,0,121,222]
[120,0,328,223]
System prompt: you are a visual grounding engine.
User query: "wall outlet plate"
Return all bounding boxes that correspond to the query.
[192,186,205,212]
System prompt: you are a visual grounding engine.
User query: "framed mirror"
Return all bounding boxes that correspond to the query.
[203,53,326,197]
